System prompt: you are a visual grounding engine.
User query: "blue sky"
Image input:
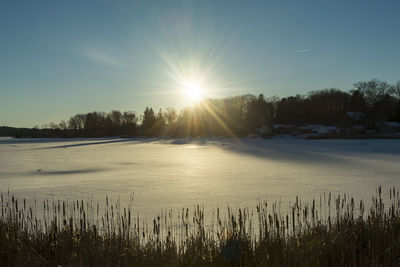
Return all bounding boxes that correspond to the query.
[1,0,400,127]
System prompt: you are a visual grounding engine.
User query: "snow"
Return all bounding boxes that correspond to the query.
[276,124,339,134]
[273,124,294,129]
[316,126,338,134]
[1,137,400,218]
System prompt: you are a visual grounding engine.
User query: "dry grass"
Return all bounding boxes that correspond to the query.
[1,186,400,266]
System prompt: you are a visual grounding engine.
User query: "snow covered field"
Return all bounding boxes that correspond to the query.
[1,137,399,217]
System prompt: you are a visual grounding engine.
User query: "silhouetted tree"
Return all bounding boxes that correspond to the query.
[349,90,366,112]
[392,82,400,121]
[305,89,350,124]
[276,95,305,124]
[153,109,166,136]
[6,78,399,139]
[353,79,392,108]
[390,81,400,100]
[352,79,399,125]
[164,108,178,125]
[141,107,156,136]
[58,120,68,130]
[121,111,137,136]
[246,94,271,131]
[68,114,85,131]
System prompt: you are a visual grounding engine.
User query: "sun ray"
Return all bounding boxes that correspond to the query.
[200,101,239,138]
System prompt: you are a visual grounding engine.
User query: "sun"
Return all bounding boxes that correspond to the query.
[182,80,204,102]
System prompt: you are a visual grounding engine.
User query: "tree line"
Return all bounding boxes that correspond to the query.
[1,79,400,138]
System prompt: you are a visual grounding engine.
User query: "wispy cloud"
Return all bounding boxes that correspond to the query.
[296,48,313,53]
[82,49,119,67]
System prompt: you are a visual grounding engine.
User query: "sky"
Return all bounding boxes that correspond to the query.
[1,0,400,127]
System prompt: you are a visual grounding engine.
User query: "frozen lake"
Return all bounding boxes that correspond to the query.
[1,137,400,217]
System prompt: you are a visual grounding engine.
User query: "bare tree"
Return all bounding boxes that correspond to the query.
[390,81,400,100]
[58,120,68,130]
[353,79,392,107]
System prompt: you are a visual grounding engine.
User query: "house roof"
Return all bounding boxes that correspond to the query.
[346,112,365,120]
[385,121,400,127]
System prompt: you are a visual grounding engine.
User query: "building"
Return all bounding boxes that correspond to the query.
[377,121,400,133]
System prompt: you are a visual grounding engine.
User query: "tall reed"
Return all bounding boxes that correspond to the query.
[1,186,400,266]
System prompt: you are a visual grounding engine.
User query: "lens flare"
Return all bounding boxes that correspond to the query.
[182,80,204,102]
